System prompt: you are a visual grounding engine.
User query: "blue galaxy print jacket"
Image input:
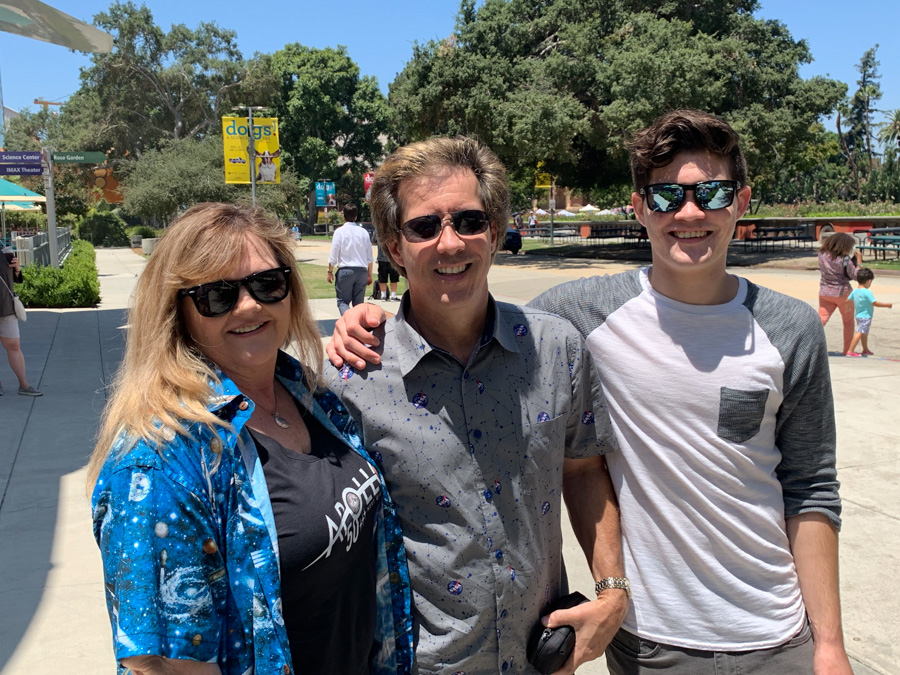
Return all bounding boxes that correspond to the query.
[91,352,414,675]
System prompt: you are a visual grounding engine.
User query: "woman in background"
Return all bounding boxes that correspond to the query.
[817,232,861,355]
[0,247,41,396]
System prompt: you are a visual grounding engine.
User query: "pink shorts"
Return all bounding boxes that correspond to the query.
[0,313,19,339]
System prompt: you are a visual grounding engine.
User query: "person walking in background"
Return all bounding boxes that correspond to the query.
[0,247,41,396]
[817,232,861,355]
[376,241,401,301]
[846,267,893,357]
[327,203,374,315]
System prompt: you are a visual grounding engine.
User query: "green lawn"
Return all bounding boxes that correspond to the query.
[866,259,900,271]
[295,261,408,300]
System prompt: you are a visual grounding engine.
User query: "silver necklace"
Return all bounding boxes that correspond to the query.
[255,389,290,429]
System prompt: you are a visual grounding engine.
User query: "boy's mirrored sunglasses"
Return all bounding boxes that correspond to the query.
[640,180,741,213]
[178,266,292,317]
[400,209,490,242]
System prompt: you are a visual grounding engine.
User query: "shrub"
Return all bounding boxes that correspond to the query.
[127,225,161,238]
[77,209,129,247]
[15,240,101,307]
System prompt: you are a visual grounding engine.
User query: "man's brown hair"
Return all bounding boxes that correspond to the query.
[369,136,509,276]
[629,109,748,191]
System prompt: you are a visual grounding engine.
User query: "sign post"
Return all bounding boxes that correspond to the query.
[41,148,60,268]
[51,151,107,164]
[364,172,375,203]
[226,107,275,208]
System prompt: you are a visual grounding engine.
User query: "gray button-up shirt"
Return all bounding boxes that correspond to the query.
[327,296,614,674]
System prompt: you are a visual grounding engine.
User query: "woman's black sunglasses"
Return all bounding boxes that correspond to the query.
[640,180,741,213]
[400,209,490,242]
[178,266,292,317]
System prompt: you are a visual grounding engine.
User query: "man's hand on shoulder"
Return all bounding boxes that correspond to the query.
[326,302,389,369]
[542,592,628,675]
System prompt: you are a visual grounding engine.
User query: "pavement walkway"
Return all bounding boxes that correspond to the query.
[0,244,897,674]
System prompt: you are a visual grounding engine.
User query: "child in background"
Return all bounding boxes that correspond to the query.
[847,267,893,357]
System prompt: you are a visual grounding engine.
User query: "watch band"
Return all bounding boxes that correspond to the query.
[595,576,631,598]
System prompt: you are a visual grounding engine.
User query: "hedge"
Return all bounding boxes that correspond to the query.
[77,209,129,247]
[15,240,101,308]
[127,225,162,239]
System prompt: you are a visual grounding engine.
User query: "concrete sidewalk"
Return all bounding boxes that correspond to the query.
[0,246,897,674]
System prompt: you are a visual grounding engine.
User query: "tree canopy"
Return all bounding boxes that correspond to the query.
[389,0,845,197]
[3,0,897,227]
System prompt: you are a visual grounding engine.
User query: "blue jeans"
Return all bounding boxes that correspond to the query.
[605,621,814,674]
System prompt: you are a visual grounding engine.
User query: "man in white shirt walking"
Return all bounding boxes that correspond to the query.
[327,204,374,315]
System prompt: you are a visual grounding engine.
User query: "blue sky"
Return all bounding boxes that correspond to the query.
[0,0,897,142]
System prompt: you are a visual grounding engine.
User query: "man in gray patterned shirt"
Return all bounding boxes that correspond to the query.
[327,136,628,674]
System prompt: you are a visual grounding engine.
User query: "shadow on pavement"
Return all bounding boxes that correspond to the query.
[0,308,125,672]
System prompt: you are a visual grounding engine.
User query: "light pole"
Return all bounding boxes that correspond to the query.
[232,105,268,207]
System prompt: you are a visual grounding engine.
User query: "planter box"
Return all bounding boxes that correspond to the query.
[141,238,159,256]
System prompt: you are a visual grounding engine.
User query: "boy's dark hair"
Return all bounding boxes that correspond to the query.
[343,203,358,222]
[856,267,875,285]
[629,109,748,191]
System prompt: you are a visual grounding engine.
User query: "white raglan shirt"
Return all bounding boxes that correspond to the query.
[530,268,841,650]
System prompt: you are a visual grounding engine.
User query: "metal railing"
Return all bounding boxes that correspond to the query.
[13,228,72,267]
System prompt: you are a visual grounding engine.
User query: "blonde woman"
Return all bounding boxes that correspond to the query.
[87,203,413,675]
[817,233,861,355]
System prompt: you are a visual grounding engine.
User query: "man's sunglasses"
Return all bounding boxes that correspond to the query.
[639,180,741,213]
[178,266,292,317]
[400,209,490,242]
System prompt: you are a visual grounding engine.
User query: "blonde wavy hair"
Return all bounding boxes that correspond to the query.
[86,203,322,492]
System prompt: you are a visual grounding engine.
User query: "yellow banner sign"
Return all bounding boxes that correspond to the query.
[535,172,552,189]
[222,117,281,184]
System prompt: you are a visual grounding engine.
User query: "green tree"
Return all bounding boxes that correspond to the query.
[120,136,307,222]
[836,45,882,199]
[77,202,130,246]
[389,0,844,201]
[4,109,94,219]
[877,108,900,160]
[269,45,391,196]
[71,1,260,160]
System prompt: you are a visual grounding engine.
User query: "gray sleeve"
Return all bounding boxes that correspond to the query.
[563,325,617,458]
[528,270,642,339]
[745,283,842,529]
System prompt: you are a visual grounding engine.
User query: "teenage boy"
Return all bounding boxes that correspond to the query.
[327,136,627,674]
[330,111,852,674]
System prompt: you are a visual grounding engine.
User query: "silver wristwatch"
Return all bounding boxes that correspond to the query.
[595,577,631,598]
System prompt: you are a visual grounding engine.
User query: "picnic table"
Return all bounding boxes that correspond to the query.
[585,223,645,244]
[745,223,814,252]
[858,232,900,260]
[519,226,580,241]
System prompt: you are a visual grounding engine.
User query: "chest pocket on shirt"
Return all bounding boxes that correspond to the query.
[717,387,769,444]
[520,413,567,474]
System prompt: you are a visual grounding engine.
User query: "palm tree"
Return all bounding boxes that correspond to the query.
[877,108,900,159]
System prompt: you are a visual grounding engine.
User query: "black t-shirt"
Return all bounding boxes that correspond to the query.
[250,405,381,675]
